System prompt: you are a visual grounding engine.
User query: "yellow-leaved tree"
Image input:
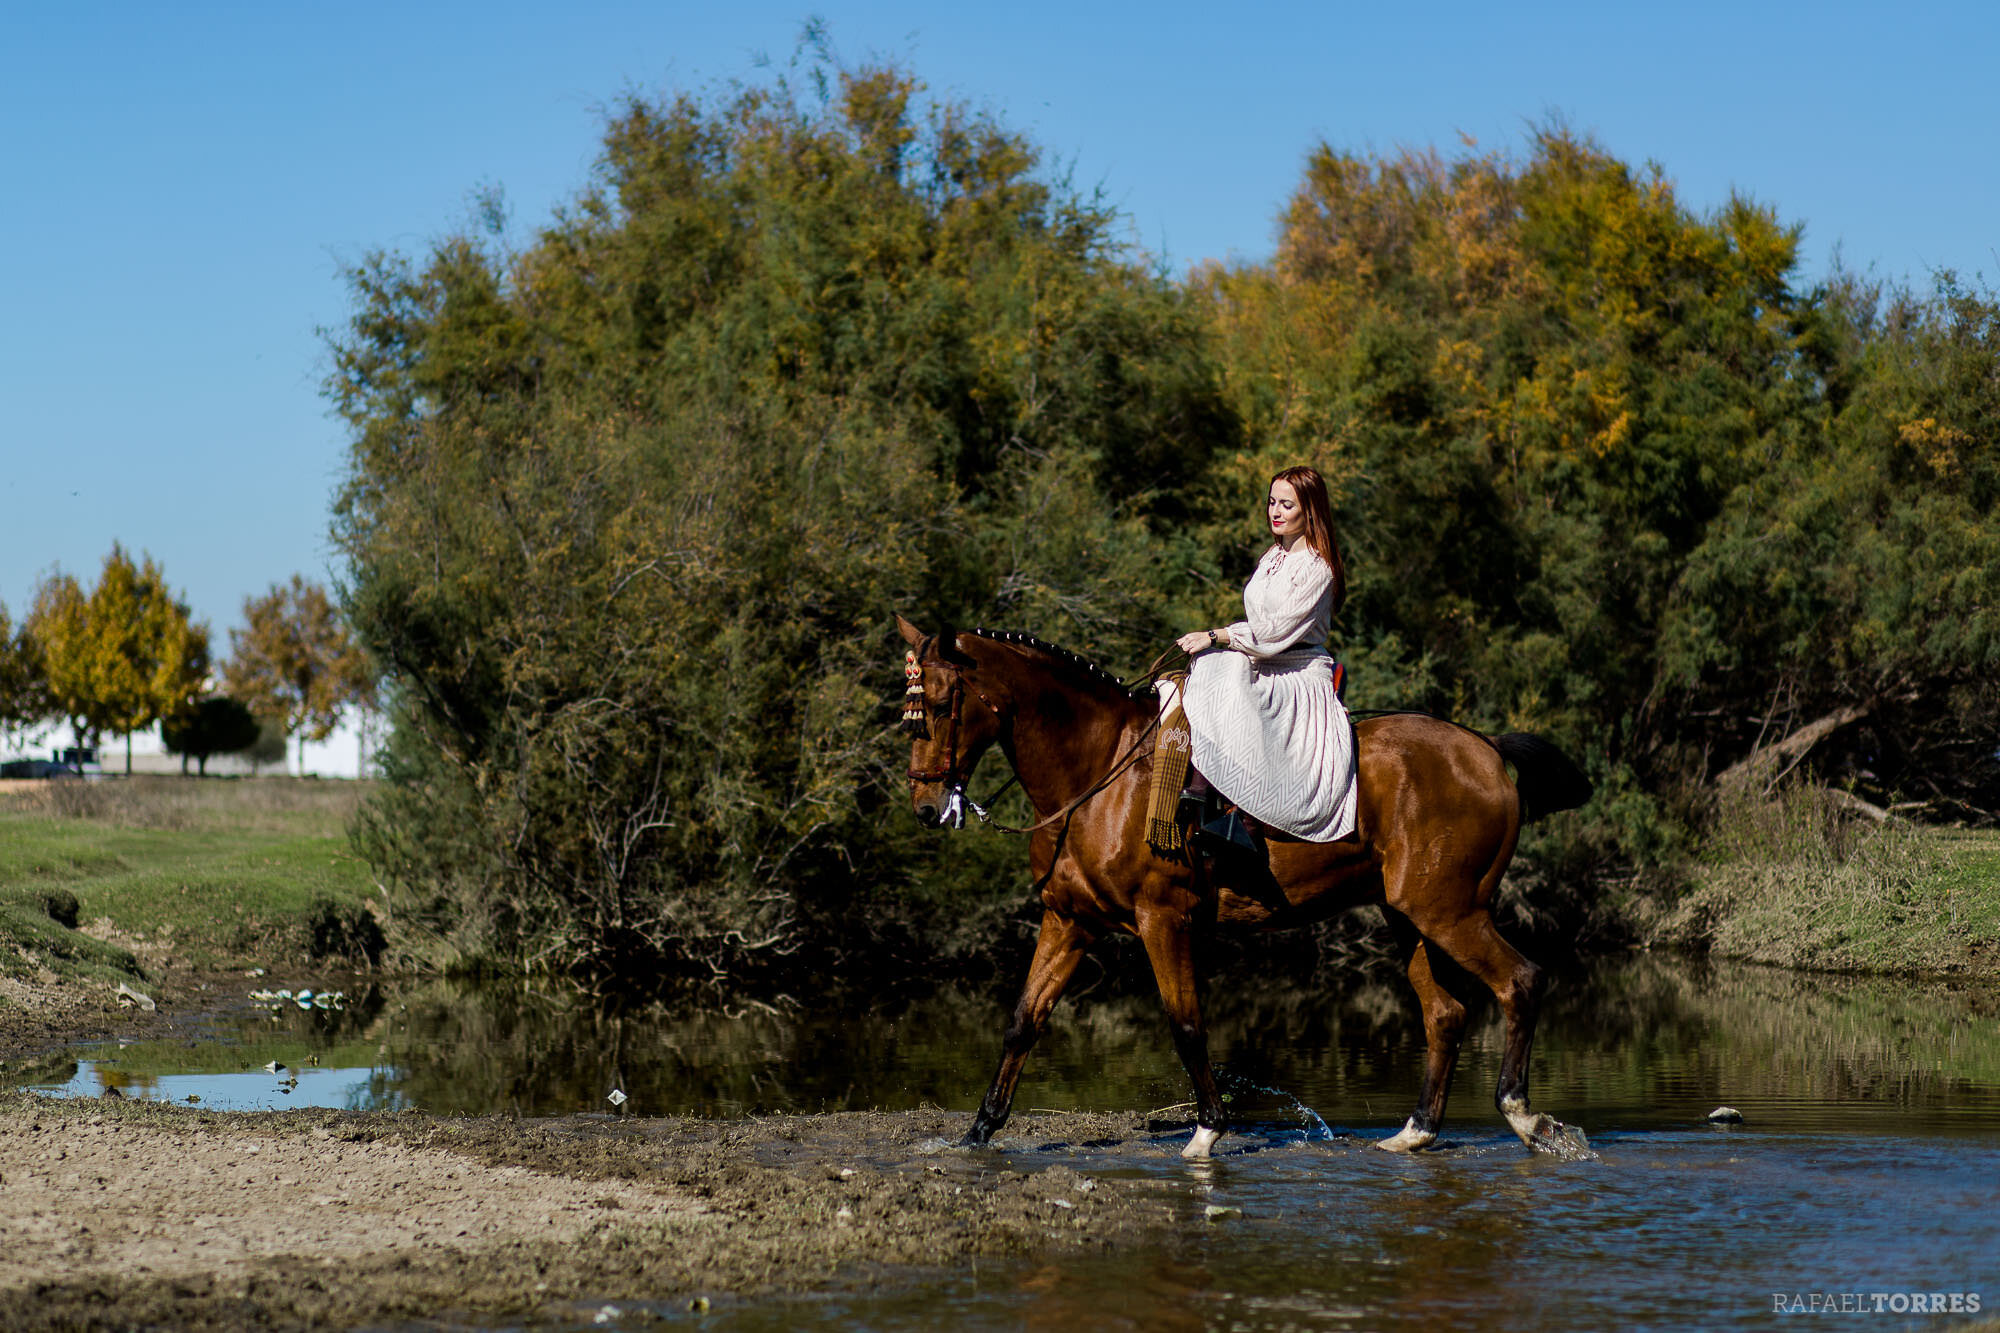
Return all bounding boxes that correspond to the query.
[224,576,372,775]
[27,546,210,772]
[0,600,53,728]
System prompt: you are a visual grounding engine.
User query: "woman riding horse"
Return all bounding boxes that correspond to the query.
[1172,465,1357,851]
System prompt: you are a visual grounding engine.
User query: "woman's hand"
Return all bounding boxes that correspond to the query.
[1176,628,1229,654]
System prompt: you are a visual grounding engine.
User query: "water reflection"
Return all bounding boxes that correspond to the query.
[12,955,2000,1136]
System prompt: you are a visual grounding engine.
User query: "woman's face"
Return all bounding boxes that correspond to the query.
[1268,479,1304,540]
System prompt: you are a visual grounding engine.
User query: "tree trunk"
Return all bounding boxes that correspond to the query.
[1715,703,1871,793]
[125,731,132,776]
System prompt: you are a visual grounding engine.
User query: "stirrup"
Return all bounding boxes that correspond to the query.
[1196,807,1263,857]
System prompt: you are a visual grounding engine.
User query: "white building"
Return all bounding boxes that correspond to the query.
[0,710,377,779]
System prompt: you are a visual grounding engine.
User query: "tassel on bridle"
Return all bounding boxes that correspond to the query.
[901,650,930,736]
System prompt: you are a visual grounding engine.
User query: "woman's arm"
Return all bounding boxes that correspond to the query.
[1227,555,1332,657]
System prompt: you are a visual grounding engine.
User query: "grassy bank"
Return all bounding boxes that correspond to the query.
[5,776,1995,1019]
[0,778,381,993]
[1638,785,2000,977]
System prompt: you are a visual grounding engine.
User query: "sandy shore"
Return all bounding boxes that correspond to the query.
[0,1087,1179,1330]
[0,942,1197,1329]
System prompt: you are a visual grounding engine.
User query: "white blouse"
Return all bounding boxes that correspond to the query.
[1227,545,1335,658]
[1172,540,1357,842]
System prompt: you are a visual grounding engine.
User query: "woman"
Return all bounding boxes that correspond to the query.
[1171,465,1357,845]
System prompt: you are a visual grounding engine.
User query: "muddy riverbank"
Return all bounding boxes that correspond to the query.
[0,1092,1181,1330]
[0,970,1200,1328]
[9,952,2000,1330]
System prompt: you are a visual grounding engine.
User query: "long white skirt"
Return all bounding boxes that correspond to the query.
[1166,647,1358,842]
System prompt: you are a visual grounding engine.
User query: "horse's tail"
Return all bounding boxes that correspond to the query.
[1493,733,1593,823]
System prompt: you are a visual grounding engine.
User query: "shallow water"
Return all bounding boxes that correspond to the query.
[672,1127,2000,1332]
[12,955,2000,1328]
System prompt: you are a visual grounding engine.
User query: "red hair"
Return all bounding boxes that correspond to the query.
[1271,466,1345,613]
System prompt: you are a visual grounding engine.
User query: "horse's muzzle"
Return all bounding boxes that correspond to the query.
[913,788,966,829]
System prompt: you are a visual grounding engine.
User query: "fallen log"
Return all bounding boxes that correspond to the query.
[1714,703,1871,793]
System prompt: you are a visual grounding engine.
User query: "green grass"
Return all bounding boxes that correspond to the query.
[1644,784,2000,976]
[0,778,380,974]
[0,890,142,987]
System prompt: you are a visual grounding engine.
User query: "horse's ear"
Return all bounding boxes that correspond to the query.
[895,614,926,648]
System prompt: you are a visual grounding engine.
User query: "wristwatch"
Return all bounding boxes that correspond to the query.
[1206,630,1220,649]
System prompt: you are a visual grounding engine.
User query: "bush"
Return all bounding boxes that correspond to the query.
[331,57,1233,987]
[300,895,387,968]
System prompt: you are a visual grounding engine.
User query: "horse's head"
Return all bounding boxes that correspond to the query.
[896,614,1008,828]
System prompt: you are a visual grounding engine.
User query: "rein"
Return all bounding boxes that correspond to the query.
[964,713,1161,836]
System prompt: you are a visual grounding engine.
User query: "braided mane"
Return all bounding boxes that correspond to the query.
[963,628,1152,700]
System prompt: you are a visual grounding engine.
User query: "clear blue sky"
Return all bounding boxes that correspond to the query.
[3,1,1995,639]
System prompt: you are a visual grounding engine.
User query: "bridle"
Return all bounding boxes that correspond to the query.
[903,643,1164,835]
[903,650,1013,827]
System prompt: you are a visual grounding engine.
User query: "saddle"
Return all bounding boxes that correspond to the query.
[1144,662,1346,863]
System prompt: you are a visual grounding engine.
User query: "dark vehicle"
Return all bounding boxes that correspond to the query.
[0,759,83,780]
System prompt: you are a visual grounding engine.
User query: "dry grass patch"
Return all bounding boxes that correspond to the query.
[1644,783,2000,975]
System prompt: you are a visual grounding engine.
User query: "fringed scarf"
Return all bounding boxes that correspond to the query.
[1146,673,1193,859]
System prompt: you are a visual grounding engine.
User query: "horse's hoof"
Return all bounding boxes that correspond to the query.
[1522,1114,1594,1160]
[1375,1119,1437,1153]
[1181,1125,1222,1159]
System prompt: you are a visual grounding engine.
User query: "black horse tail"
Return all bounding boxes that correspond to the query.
[1493,733,1593,823]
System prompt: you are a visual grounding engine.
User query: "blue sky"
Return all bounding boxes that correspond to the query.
[3,1,1995,638]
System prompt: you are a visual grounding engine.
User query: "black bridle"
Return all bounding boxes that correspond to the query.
[905,657,1017,826]
[903,645,1160,835]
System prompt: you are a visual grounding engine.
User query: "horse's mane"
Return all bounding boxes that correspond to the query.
[962,628,1151,701]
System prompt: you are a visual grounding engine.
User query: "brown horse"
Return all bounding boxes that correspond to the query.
[896,616,1595,1158]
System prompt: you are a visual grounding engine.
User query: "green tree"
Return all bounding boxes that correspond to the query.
[1190,128,1829,861]
[162,695,262,776]
[224,575,372,775]
[24,572,88,744]
[1658,274,2000,812]
[245,715,289,775]
[26,547,209,772]
[1198,128,2000,840]
[329,52,1234,984]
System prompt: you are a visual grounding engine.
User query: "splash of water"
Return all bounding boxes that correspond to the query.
[1223,1073,1335,1142]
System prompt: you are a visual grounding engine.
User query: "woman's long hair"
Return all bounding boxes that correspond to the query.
[1272,465,1346,613]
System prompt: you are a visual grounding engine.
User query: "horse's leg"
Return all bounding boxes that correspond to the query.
[1413,907,1580,1153]
[1135,905,1227,1160]
[962,908,1093,1146]
[1376,909,1474,1153]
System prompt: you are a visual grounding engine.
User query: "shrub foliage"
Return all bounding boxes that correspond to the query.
[331,56,2000,986]
[330,63,1233,984]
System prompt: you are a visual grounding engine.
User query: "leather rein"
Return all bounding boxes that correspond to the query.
[905,645,1180,836]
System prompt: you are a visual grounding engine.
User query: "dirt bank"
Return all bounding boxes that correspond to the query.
[0,1092,1186,1330]
[0,957,296,1070]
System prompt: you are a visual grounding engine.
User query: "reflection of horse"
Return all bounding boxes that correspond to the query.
[897,617,1594,1158]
